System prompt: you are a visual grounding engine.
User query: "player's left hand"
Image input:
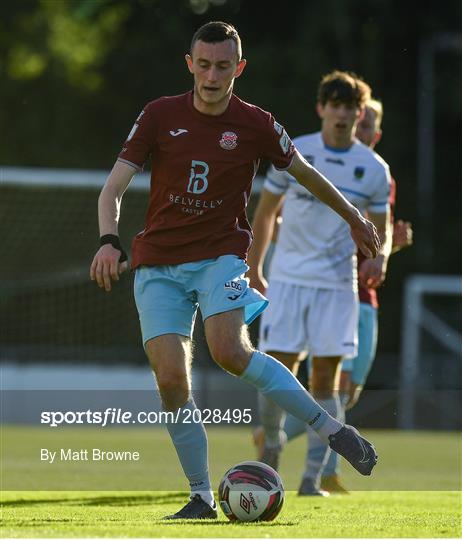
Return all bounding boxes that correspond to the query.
[393,220,413,250]
[359,255,387,289]
[350,214,381,258]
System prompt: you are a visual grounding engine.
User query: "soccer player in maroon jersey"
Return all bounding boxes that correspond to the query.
[90,21,380,519]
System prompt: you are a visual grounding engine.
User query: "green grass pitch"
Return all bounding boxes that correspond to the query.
[1,426,461,537]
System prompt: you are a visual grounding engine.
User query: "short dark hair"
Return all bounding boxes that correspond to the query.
[317,70,371,108]
[190,21,242,60]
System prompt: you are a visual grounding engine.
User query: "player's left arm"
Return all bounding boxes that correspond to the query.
[287,150,381,258]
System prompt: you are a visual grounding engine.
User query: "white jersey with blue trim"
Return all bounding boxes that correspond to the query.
[264,131,391,290]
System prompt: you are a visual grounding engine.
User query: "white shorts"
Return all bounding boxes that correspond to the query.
[259,281,358,358]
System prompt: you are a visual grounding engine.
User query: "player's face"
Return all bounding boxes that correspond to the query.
[317,100,362,147]
[356,107,381,148]
[186,39,246,115]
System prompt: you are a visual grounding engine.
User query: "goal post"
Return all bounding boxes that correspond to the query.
[399,274,462,429]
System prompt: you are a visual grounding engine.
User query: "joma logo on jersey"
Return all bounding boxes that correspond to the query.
[170,128,188,137]
[187,160,209,194]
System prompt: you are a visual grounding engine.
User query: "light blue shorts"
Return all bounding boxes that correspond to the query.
[342,302,378,385]
[134,255,268,346]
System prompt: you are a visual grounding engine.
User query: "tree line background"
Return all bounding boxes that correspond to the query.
[2,0,461,359]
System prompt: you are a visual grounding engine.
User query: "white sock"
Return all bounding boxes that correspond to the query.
[193,490,215,507]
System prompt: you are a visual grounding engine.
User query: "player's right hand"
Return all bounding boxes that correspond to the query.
[350,214,381,259]
[90,244,128,292]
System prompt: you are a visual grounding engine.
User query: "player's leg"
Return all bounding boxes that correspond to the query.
[256,350,301,469]
[134,266,216,519]
[280,357,347,494]
[253,281,309,469]
[299,288,363,493]
[319,369,350,494]
[260,363,308,462]
[205,309,342,439]
[200,256,377,476]
[351,303,379,401]
[298,355,342,496]
[146,334,191,410]
[145,334,215,508]
[281,356,347,493]
[204,309,377,476]
[282,358,311,442]
[321,302,378,493]
[199,263,341,441]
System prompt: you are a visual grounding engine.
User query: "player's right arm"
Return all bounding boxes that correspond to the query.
[90,160,137,292]
[247,188,284,295]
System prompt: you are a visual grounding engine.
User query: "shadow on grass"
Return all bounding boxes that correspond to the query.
[2,493,297,528]
[1,492,187,508]
[159,519,296,527]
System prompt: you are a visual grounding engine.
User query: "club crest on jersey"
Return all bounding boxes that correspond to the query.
[354,166,365,179]
[219,131,238,150]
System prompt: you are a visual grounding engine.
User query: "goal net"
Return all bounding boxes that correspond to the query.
[1,167,263,368]
[1,167,154,366]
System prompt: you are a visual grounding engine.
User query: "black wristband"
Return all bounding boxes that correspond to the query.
[100,234,128,263]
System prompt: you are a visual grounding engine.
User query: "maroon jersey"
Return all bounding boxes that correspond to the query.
[118,91,295,267]
[358,176,396,307]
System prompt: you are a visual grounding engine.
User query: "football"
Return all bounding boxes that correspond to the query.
[218,460,284,522]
